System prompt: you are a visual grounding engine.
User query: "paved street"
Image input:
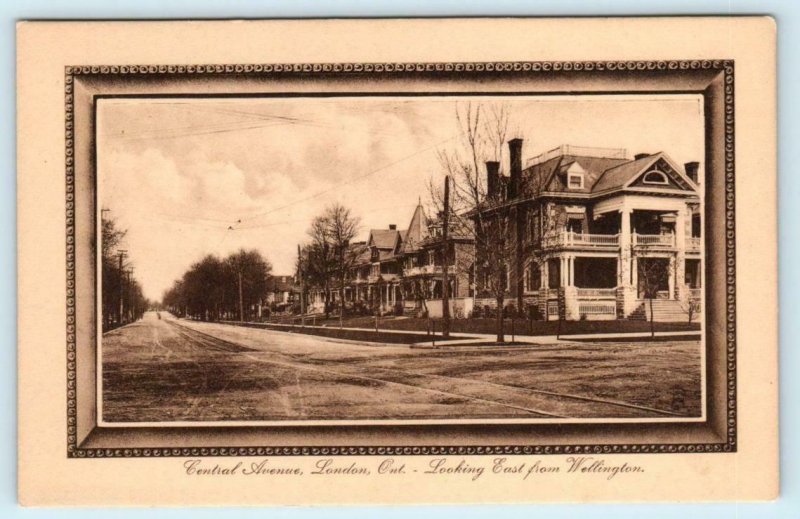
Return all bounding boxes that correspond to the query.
[102,311,702,422]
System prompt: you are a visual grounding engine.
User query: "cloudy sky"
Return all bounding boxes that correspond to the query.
[98,94,704,301]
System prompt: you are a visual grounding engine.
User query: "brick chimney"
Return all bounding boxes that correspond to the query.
[485,161,500,199]
[388,224,397,230]
[508,138,523,199]
[684,161,700,185]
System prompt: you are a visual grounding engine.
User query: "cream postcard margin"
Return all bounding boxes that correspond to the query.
[17,18,777,506]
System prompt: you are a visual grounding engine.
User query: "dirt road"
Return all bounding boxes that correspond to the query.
[101,312,701,422]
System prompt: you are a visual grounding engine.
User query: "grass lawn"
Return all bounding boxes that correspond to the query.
[261,315,700,337]
[228,321,467,344]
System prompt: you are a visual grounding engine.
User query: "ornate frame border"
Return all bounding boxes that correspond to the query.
[64,59,736,458]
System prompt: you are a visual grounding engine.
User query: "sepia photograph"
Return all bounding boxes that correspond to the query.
[97,94,706,424]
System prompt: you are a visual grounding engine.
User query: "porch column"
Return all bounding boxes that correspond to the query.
[541,260,548,289]
[619,207,633,288]
[567,256,575,287]
[616,206,638,317]
[668,256,676,300]
[675,206,687,301]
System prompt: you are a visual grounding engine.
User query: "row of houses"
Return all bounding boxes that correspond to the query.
[278,139,703,322]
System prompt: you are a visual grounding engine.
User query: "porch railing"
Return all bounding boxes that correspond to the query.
[403,266,423,277]
[576,288,617,299]
[578,302,617,316]
[542,231,620,248]
[633,233,675,247]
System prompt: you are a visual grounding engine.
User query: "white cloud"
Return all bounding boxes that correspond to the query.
[97,95,704,301]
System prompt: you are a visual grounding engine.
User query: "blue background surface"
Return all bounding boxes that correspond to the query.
[4,1,796,517]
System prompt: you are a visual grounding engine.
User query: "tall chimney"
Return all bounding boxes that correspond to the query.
[485,161,500,199]
[684,161,700,185]
[508,138,523,199]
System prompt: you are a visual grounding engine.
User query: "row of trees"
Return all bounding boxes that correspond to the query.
[162,249,272,322]
[101,214,149,331]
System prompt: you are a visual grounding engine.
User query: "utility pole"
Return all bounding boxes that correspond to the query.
[117,250,127,325]
[100,208,110,327]
[238,269,244,323]
[441,175,451,338]
[339,244,344,330]
[126,267,135,322]
[298,244,305,328]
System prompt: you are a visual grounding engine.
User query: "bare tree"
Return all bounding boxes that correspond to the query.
[304,216,336,319]
[637,259,670,337]
[325,203,362,326]
[305,204,360,321]
[431,102,519,343]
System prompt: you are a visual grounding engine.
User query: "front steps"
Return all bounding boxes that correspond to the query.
[628,299,693,322]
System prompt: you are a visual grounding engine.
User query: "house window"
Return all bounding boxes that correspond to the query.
[530,211,539,243]
[643,170,669,185]
[525,264,541,292]
[566,217,583,234]
[567,173,584,189]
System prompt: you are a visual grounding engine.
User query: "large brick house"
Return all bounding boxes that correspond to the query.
[474,140,702,321]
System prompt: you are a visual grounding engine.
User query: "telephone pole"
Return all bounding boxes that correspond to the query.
[441,175,451,338]
[298,244,306,327]
[100,208,111,328]
[117,250,127,325]
[126,267,135,322]
[238,270,244,322]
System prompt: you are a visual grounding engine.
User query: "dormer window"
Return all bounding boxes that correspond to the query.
[567,173,584,189]
[643,170,669,185]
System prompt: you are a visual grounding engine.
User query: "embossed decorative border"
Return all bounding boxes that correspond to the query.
[65,60,736,458]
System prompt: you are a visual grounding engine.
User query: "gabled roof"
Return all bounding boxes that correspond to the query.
[519,148,698,197]
[522,154,629,196]
[368,229,401,249]
[591,154,661,193]
[592,152,697,194]
[347,241,371,266]
[266,275,298,293]
[401,204,430,254]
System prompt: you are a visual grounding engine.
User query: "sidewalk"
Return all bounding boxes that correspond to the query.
[219,319,700,349]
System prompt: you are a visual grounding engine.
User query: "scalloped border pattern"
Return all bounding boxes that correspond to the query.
[64,59,735,458]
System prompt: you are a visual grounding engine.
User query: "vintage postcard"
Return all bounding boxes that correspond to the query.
[17,18,778,506]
